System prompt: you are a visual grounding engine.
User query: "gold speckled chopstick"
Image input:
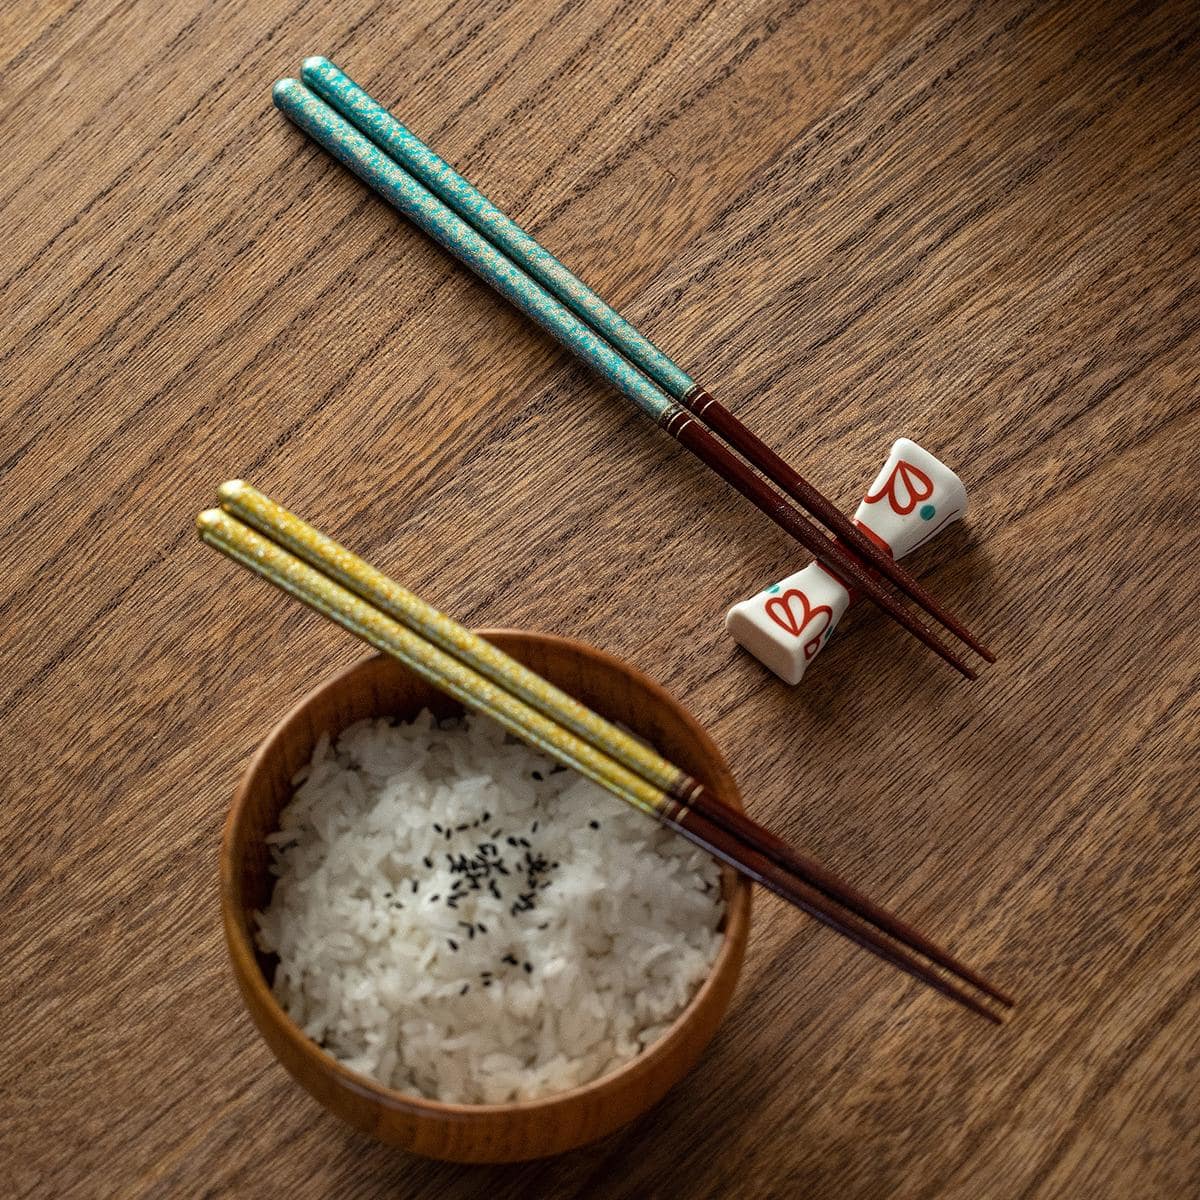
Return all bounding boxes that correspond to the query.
[196,487,1012,1019]
[197,505,665,818]
[217,480,698,804]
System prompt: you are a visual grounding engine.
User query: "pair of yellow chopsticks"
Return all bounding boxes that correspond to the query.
[199,483,684,819]
[198,484,1012,1021]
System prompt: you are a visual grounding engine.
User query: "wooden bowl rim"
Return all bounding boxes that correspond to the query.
[222,629,752,1121]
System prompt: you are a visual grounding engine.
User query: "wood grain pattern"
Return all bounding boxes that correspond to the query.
[1,0,1197,1195]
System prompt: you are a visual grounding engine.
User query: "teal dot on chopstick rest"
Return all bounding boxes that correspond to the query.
[919,504,936,520]
[767,585,781,594]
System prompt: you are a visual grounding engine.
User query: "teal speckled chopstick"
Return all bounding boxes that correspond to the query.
[300,55,698,404]
[283,62,994,669]
[270,77,980,678]
[272,78,677,427]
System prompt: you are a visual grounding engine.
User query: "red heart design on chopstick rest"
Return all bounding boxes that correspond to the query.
[864,459,934,515]
[764,589,834,660]
[852,518,894,557]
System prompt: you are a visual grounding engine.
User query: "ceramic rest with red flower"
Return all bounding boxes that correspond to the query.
[725,439,969,685]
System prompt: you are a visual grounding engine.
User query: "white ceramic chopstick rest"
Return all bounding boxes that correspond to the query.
[725,439,968,684]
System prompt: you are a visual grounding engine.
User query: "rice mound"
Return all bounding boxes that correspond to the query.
[255,711,725,1104]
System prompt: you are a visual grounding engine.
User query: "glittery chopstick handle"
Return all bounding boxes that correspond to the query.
[197,507,670,819]
[272,78,679,426]
[300,55,696,403]
[216,480,693,801]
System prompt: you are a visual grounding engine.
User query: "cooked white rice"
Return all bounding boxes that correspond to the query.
[255,710,725,1104]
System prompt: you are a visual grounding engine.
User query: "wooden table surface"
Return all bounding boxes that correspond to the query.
[3,0,1198,1196]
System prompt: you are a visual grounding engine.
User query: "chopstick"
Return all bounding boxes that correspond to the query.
[220,479,1011,1008]
[271,78,976,680]
[197,490,1011,1020]
[298,56,995,667]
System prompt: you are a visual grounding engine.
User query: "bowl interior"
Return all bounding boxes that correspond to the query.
[222,631,751,1158]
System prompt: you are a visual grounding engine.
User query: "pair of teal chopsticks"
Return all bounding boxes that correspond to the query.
[303,58,698,401]
[272,60,992,677]
[275,60,685,427]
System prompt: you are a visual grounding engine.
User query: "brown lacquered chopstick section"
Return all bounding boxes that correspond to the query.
[666,805,1003,1022]
[676,787,1014,1008]
[665,414,978,680]
[682,387,996,663]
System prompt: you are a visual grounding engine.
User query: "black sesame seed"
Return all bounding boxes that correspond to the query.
[423,856,433,869]
[532,771,543,781]
[477,922,487,933]
[531,821,539,833]
[483,980,492,987]
[460,984,469,995]
[523,962,532,974]
[502,954,517,965]
[491,829,502,839]
[433,823,443,833]
[588,820,599,830]
[445,829,452,840]
[448,939,458,951]
[537,922,549,930]
[518,837,531,848]
[456,823,469,832]
[482,811,491,822]
[429,894,440,902]
[411,880,419,894]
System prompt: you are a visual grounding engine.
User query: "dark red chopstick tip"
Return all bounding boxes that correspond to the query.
[669,417,978,679]
[683,387,995,666]
[672,805,1006,1023]
[683,783,1013,1011]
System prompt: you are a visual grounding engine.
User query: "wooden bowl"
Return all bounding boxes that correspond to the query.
[221,631,752,1163]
